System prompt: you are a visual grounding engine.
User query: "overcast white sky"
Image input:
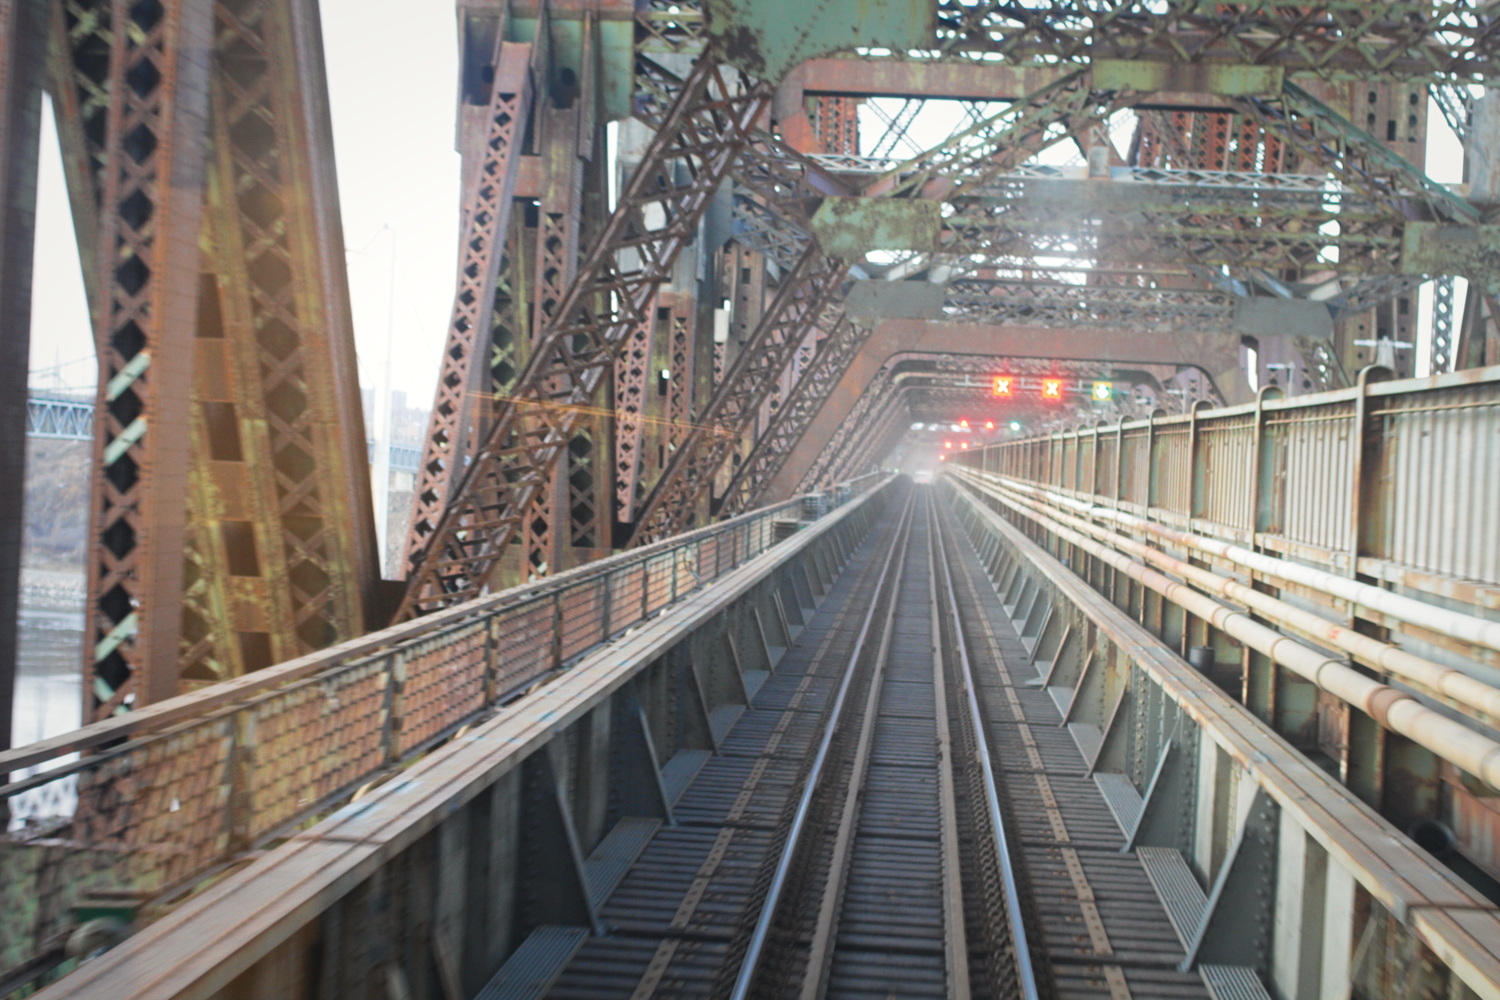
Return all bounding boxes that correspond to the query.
[25,25,1472,398]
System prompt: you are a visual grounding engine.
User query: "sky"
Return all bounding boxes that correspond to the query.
[25,33,1474,398]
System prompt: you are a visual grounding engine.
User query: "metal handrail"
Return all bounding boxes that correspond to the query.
[0,473,885,960]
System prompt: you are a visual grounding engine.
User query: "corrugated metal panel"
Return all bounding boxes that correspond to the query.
[1199,417,1256,532]
[1078,432,1096,493]
[1098,434,1120,500]
[1153,425,1193,515]
[1279,403,1354,553]
[1381,384,1500,587]
[1122,428,1151,505]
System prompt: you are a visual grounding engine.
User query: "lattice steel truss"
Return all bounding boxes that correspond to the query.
[9,0,1500,688]
[396,55,770,617]
[21,0,379,716]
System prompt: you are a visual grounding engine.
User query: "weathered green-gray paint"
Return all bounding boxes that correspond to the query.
[510,16,634,122]
[1092,59,1283,96]
[1401,222,1500,292]
[844,279,946,319]
[809,198,942,258]
[705,0,936,82]
[1231,298,1334,340]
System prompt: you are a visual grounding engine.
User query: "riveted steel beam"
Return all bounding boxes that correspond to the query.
[397,55,771,618]
[717,314,872,516]
[405,34,536,579]
[79,0,214,716]
[195,0,381,681]
[629,243,849,544]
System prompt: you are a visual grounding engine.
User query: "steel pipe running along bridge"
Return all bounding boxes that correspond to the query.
[4,369,1500,1000]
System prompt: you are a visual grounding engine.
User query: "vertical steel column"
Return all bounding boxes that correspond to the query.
[192,0,378,685]
[630,245,847,544]
[612,292,658,525]
[1431,275,1456,375]
[397,56,770,617]
[405,35,534,576]
[83,0,213,716]
[0,0,46,751]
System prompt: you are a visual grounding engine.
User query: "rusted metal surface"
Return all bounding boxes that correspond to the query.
[716,316,872,516]
[404,37,535,577]
[398,53,770,617]
[0,473,883,981]
[193,0,380,681]
[630,246,849,544]
[80,0,214,715]
[16,474,892,1000]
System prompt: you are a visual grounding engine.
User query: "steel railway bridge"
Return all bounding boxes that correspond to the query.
[2,0,1500,997]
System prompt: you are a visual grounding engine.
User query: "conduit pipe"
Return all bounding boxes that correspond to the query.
[961,468,1500,657]
[983,480,1500,725]
[956,477,1500,791]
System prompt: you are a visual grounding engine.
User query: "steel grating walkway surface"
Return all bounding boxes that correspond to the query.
[938,505,1210,1000]
[542,485,1212,1000]
[547,499,894,998]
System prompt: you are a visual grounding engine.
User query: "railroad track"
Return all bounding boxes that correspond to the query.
[544,484,1210,1000]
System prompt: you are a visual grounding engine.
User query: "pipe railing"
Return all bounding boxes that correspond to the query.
[956,467,1500,726]
[954,366,1500,649]
[949,469,1500,791]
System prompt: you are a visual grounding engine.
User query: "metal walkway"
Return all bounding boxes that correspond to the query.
[5,442,1500,1000]
[539,486,1216,1000]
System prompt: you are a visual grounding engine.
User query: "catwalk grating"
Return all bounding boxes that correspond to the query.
[544,485,1217,999]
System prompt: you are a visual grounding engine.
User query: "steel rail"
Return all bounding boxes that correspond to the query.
[925,491,974,998]
[795,487,914,1000]
[728,489,918,1000]
[929,489,1042,1000]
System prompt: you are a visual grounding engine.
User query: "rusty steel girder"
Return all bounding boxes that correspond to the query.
[637,72,1123,542]
[926,1,1500,82]
[187,0,380,684]
[716,314,871,516]
[397,56,770,617]
[404,35,536,579]
[23,0,379,716]
[612,291,659,524]
[629,244,849,543]
[72,0,213,715]
[0,0,47,750]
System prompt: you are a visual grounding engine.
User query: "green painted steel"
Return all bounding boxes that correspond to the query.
[705,0,935,81]
[809,197,943,257]
[1091,59,1283,96]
